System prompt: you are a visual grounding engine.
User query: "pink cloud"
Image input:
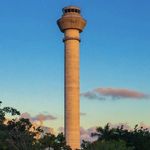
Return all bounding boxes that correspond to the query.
[96,88,148,99]
[20,112,31,118]
[32,114,56,122]
[80,127,97,142]
[81,87,149,100]
[139,122,150,130]
[20,112,57,125]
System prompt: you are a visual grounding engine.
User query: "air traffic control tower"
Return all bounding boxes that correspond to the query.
[57,6,86,150]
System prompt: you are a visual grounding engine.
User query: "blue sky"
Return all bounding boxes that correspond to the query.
[0,0,150,130]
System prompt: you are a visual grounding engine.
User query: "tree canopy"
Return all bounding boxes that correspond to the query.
[1,101,150,150]
[81,123,150,150]
[0,101,71,150]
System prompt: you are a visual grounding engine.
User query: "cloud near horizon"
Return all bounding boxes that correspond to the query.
[81,87,149,100]
[20,112,57,125]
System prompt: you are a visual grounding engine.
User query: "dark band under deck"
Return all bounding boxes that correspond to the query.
[63,37,81,42]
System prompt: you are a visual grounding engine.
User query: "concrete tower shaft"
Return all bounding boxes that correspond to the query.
[57,6,86,150]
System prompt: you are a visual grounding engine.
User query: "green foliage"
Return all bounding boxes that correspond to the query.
[0,101,40,150]
[82,123,150,150]
[0,101,20,124]
[82,140,134,150]
[1,101,150,150]
[0,102,71,150]
[38,132,71,150]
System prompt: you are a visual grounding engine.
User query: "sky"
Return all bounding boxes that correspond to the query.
[0,0,150,135]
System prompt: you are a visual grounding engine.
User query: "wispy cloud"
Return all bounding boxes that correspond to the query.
[139,122,150,130]
[80,112,87,116]
[81,87,149,100]
[80,127,97,142]
[20,112,57,125]
[96,88,148,99]
[80,91,105,100]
